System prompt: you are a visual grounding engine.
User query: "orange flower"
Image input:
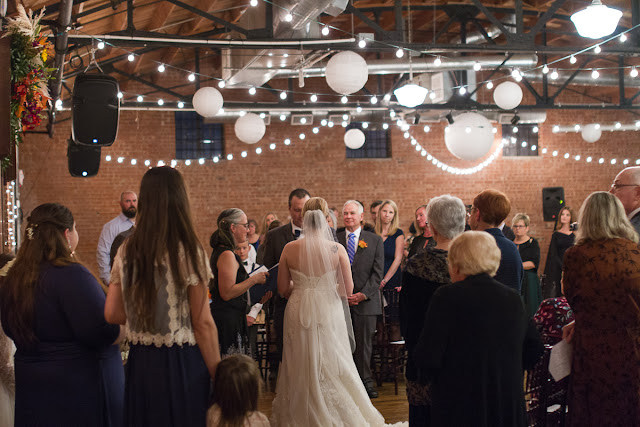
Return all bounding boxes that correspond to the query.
[358,240,367,249]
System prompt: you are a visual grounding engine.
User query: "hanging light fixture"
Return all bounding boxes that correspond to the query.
[393,0,428,108]
[570,0,622,39]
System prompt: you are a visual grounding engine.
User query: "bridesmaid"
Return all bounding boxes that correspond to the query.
[543,206,575,298]
[512,213,543,318]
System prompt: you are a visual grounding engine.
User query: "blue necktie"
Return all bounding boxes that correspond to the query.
[294,229,301,239]
[347,233,356,265]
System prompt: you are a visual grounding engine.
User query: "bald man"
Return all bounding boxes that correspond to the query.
[610,166,640,235]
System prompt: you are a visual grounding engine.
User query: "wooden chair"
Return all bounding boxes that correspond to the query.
[372,290,407,395]
[525,344,570,426]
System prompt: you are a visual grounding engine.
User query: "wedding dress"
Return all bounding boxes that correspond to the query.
[270,208,406,427]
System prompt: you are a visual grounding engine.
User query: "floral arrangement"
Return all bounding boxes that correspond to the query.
[3,5,55,146]
[358,240,367,249]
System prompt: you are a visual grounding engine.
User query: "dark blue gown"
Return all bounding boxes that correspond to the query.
[1,263,124,427]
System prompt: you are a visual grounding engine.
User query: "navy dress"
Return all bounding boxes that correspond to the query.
[1,263,124,427]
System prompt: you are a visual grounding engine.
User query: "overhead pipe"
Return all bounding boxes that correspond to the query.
[523,71,640,88]
[49,0,74,105]
[271,54,538,78]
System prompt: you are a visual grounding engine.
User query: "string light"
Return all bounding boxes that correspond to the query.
[250,0,258,6]
[136,95,143,102]
[188,73,196,82]
[279,91,287,100]
[177,101,184,108]
[157,63,165,72]
[249,87,256,95]
[218,80,226,88]
[542,64,549,74]
[631,67,638,78]
[321,25,330,36]
[310,94,317,102]
[620,33,628,42]
[550,69,559,80]
[434,56,441,66]
[97,41,105,49]
[127,53,135,62]
[570,55,577,64]
[591,69,600,79]
[284,11,293,22]
[594,44,602,53]
[358,39,366,48]
[396,49,405,58]
[157,99,164,105]
[486,81,494,89]
[370,96,378,104]
[341,96,348,104]
[473,62,481,71]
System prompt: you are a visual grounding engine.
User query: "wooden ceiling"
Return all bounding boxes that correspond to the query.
[5,0,640,111]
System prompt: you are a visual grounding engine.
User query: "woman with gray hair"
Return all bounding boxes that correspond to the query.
[400,194,466,426]
[210,208,268,355]
[561,191,640,427]
[414,231,543,427]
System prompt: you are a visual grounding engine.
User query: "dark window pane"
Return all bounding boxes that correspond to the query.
[345,123,391,159]
[502,124,539,157]
[175,111,224,160]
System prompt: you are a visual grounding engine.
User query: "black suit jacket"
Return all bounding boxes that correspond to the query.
[337,229,384,316]
[259,222,296,268]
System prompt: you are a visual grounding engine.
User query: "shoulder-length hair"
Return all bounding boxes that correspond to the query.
[576,191,638,244]
[259,212,277,235]
[0,203,76,345]
[375,200,400,236]
[414,204,428,235]
[553,206,575,231]
[212,354,261,427]
[123,167,208,332]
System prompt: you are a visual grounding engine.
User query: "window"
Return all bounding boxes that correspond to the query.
[345,123,391,159]
[501,124,539,157]
[174,111,224,160]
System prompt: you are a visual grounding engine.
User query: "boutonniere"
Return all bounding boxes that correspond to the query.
[358,240,368,249]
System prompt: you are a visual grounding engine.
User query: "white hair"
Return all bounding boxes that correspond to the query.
[343,200,364,214]
[426,195,467,240]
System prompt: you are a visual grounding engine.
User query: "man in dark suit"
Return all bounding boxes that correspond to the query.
[610,166,640,235]
[337,200,384,398]
[259,188,310,372]
[469,189,523,293]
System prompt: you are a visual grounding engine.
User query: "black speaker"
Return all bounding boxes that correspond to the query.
[71,73,120,146]
[542,187,565,222]
[67,139,101,177]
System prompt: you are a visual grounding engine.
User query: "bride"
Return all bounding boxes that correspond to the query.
[271,197,404,427]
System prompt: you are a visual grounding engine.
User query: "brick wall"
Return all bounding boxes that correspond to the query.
[18,106,640,275]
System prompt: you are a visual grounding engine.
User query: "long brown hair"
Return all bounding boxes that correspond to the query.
[553,206,575,231]
[0,203,76,345]
[212,354,261,427]
[123,167,208,332]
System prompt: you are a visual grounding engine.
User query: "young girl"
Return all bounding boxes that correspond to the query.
[207,354,269,427]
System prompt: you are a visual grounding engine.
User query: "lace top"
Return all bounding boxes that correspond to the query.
[111,246,213,347]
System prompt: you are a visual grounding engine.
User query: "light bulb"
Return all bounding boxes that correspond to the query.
[97,41,105,49]
[594,45,601,54]
[362,122,368,129]
[188,73,196,82]
[178,101,184,108]
[321,119,327,126]
[533,126,539,133]
[321,26,329,36]
[270,143,276,150]
[137,95,143,102]
[284,138,291,145]
[459,86,466,95]
[157,63,165,72]
[473,62,481,71]
[396,49,404,58]
[542,64,549,74]
[389,110,396,118]
[218,80,226,88]
[384,93,391,102]
[127,53,135,62]
[591,69,599,79]
[358,39,366,48]
[117,92,123,99]
[370,96,378,104]
[429,91,437,99]
[342,114,349,121]
[280,114,286,121]
[620,33,628,42]
[356,105,362,113]
[250,0,258,6]
[249,87,256,95]
[434,56,441,66]
[310,94,317,102]
[424,125,430,133]
[157,99,164,105]
[570,55,577,64]
[382,123,389,130]
[300,117,306,124]
[284,12,293,22]
[341,96,348,104]
[631,67,638,78]
[313,127,319,133]
[550,69,559,80]
[280,91,287,100]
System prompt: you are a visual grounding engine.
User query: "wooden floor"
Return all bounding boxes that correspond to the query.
[258,379,410,424]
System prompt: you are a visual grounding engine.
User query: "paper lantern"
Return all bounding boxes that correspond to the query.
[192,87,223,118]
[493,81,523,110]
[344,128,366,149]
[571,0,622,39]
[444,112,494,161]
[234,113,266,144]
[325,51,368,95]
[581,123,602,143]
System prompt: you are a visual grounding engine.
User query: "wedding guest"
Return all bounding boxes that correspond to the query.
[327,209,337,230]
[468,189,523,293]
[207,354,270,426]
[105,167,220,426]
[258,213,278,245]
[0,253,15,427]
[97,191,137,285]
[543,206,575,298]
[512,213,543,318]
[1,203,124,426]
[610,166,640,234]
[248,219,260,252]
[400,195,466,426]
[408,204,436,259]
[210,209,268,355]
[415,231,543,427]
[561,191,640,427]
[370,200,383,225]
[533,297,574,345]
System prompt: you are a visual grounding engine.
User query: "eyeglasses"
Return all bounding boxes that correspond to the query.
[512,225,527,229]
[610,183,639,191]
[236,223,249,228]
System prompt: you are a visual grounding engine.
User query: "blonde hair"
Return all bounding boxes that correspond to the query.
[448,231,501,277]
[375,200,399,236]
[576,191,639,244]
[302,197,329,218]
[259,212,277,235]
[511,213,530,227]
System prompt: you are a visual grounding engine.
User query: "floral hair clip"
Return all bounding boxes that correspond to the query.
[26,223,38,240]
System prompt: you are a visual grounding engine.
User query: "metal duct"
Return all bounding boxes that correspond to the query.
[272,54,538,78]
[273,0,347,36]
[450,15,515,45]
[49,0,74,105]
[523,71,640,88]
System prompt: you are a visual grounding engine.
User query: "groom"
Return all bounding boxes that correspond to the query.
[338,200,384,399]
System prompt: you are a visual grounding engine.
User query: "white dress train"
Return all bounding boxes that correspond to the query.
[271,269,406,427]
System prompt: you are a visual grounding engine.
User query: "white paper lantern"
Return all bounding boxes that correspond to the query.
[192,87,223,117]
[325,51,368,95]
[493,81,523,110]
[581,123,602,143]
[344,128,366,149]
[234,113,266,144]
[444,112,494,161]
